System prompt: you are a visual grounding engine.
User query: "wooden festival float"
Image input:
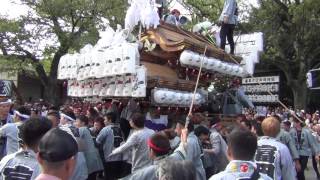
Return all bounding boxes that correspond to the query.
[57,1,255,125]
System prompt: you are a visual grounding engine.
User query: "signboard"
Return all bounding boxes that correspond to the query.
[242,76,279,103]
[0,80,12,97]
[242,76,280,84]
[307,69,320,89]
[226,32,264,75]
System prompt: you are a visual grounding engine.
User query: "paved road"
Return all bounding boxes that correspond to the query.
[305,158,319,180]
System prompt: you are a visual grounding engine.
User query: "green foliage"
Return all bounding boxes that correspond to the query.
[40,59,52,74]
[249,0,320,79]
[248,0,320,108]
[0,0,127,77]
[186,0,224,23]
[0,56,35,73]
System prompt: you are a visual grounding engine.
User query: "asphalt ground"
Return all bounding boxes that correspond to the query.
[305,158,319,180]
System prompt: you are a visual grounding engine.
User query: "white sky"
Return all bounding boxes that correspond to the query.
[1,0,259,20]
[0,0,29,19]
[0,0,260,58]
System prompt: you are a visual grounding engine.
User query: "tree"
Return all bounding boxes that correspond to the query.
[0,0,126,105]
[249,0,320,109]
[185,0,224,22]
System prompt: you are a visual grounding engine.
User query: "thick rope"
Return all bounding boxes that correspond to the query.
[186,46,208,128]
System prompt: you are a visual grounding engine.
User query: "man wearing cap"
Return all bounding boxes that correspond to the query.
[36,128,78,180]
[0,106,30,156]
[0,117,52,180]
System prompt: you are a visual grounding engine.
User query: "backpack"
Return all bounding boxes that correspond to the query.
[111,125,124,148]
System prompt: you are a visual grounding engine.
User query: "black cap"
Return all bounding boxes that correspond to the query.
[39,128,78,162]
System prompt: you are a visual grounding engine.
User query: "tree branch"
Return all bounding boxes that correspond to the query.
[273,0,289,11]
[50,17,65,42]
[1,46,49,86]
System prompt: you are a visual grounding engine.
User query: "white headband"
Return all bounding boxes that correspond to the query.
[0,99,12,105]
[61,113,75,121]
[14,110,30,119]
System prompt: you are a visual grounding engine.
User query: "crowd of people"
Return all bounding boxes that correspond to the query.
[0,97,320,180]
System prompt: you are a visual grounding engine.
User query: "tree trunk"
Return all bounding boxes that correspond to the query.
[43,78,63,106]
[43,46,68,106]
[291,80,308,110]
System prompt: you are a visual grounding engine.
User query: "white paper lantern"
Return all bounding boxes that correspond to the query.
[89,50,99,78]
[99,79,109,97]
[78,81,86,97]
[112,46,123,75]
[166,91,176,104]
[132,66,147,97]
[194,93,203,105]
[70,54,79,79]
[84,80,93,97]
[92,79,102,96]
[180,50,193,66]
[176,93,184,103]
[206,58,215,70]
[115,77,124,97]
[192,53,201,67]
[106,77,116,96]
[154,89,168,104]
[123,76,133,97]
[67,80,75,96]
[121,43,139,74]
[103,49,114,77]
[58,54,68,80]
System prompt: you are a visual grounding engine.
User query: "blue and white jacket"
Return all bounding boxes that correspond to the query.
[209,160,272,180]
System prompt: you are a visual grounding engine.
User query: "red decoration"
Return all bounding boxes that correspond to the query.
[240,164,249,172]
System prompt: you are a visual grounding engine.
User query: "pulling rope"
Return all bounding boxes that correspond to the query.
[227,41,304,123]
[186,46,208,128]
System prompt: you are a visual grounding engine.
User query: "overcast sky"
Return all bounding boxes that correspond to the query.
[0,0,29,19]
[0,0,259,20]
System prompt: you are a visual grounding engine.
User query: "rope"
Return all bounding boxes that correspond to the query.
[177,23,304,123]
[186,46,208,128]
[226,41,304,123]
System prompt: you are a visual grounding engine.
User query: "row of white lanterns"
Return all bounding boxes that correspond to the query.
[152,88,206,107]
[58,43,140,81]
[179,50,248,77]
[67,65,147,98]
